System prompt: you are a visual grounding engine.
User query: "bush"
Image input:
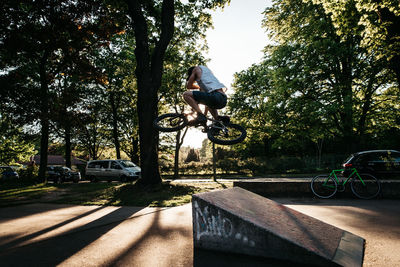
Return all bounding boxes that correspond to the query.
[239,154,347,175]
[185,149,200,163]
[216,158,242,174]
[18,165,40,183]
[159,152,348,177]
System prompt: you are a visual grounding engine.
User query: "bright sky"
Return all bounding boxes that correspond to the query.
[182,0,272,148]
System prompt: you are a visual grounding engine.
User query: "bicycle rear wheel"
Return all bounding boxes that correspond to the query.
[311,175,337,198]
[153,113,188,132]
[207,123,246,145]
[351,173,381,199]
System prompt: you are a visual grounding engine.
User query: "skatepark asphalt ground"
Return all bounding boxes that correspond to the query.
[0,197,399,266]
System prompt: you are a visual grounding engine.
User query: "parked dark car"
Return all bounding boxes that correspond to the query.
[342,150,400,178]
[46,166,81,183]
[0,166,19,180]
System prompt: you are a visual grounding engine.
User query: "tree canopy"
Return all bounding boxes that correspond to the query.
[229,0,400,158]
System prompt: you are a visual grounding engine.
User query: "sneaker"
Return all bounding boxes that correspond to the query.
[187,113,207,126]
[197,113,207,123]
[217,115,230,124]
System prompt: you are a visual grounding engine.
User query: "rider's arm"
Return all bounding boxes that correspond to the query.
[186,67,201,89]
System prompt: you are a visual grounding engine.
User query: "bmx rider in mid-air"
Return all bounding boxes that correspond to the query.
[183,65,228,125]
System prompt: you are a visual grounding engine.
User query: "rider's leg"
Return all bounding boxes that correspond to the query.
[206,106,219,119]
[206,106,230,123]
[183,91,206,124]
[183,91,203,115]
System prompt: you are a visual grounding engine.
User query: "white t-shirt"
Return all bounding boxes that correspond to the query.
[196,66,226,93]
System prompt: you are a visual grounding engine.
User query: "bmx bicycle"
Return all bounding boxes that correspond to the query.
[310,168,381,199]
[153,110,246,145]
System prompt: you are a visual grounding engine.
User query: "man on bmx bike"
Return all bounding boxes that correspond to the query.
[183,65,228,125]
[153,65,246,145]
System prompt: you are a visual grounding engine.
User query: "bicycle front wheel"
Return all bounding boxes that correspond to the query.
[351,173,381,199]
[311,175,337,199]
[153,113,188,132]
[207,123,246,145]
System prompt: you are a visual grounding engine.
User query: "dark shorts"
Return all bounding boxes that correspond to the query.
[192,91,227,109]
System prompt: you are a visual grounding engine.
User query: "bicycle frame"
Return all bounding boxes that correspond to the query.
[183,110,228,133]
[327,168,366,186]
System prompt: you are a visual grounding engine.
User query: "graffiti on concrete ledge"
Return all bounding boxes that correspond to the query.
[194,201,255,247]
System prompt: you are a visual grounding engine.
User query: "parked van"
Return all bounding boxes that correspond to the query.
[85,160,141,182]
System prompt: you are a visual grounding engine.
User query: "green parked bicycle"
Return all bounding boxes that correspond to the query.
[311,168,381,199]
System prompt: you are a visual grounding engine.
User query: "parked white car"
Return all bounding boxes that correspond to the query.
[85,160,141,182]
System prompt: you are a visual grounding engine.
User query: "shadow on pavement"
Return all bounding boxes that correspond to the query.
[0,203,68,222]
[193,248,309,267]
[106,205,192,267]
[0,205,106,252]
[0,206,144,266]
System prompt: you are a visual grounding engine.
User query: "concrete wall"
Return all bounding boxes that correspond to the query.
[192,187,364,266]
[233,179,400,199]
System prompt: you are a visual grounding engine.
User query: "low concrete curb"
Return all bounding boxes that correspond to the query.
[233,178,400,198]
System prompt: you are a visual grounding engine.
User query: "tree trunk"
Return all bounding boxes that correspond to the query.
[110,92,121,159]
[137,91,161,185]
[212,142,217,181]
[39,120,49,181]
[65,122,72,168]
[126,0,175,186]
[173,128,188,179]
[89,136,98,160]
[342,87,353,152]
[338,48,355,153]
[38,52,49,182]
[390,55,400,89]
[174,130,181,179]
[357,67,379,148]
[130,137,140,164]
[263,136,270,156]
[315,138,323,169]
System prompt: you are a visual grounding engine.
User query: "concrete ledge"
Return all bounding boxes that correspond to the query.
[233,179,400,198]
[192,187,364,266]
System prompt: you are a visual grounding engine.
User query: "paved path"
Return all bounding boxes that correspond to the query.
[274,198,400,267]
[0,198,399,266]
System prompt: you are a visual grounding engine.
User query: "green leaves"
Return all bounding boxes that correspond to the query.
[230,0,399,157]
[0,115,36,165]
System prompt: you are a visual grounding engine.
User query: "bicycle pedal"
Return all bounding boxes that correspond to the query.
[337,184,345,192]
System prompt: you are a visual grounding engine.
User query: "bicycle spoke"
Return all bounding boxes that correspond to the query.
[311,175,337,198]
[167,117,182,127]
[351,173,381,199]
[153,113,187,132]
[214,127,241,141]
[207,123,246,145]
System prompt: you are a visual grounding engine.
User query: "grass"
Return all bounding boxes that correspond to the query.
[0,183,57,205]
[0,180,233,208]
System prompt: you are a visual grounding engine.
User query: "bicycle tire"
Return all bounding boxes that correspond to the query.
[311,175,337,199]
[207,123,246,145]
[350,173,381,199]
[153,113,188,132]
